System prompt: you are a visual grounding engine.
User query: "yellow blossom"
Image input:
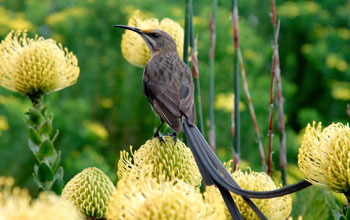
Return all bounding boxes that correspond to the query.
[46,7,89,28]
[0,176,83,220]
[214,93,246,112]
[106,167,211,220]
[120,10,184,68]
[0,116,9,131]
[62,167,115,218]
[118,136,202,186]
[0,30,79,96]
[84,121,109,140]
[0,7,33,35]
[204,166,292,220]
[298,122,350,193]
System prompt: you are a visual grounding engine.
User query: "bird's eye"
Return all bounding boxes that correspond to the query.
[151,33,160,38]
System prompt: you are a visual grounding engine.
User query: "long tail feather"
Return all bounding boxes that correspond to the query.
[183,118,267,220]
[184,120,243,219]
[183,118,311,199]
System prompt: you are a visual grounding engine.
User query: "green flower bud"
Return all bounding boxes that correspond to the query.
[62,167,115,218]
[118,136,202,186]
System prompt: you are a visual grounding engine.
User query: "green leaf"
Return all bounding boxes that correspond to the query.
[29,108,43,124]
[29,128,42,145]
[39,119,52,135]
[32,173,43,188]
[28,139,39,155]
[40,102,49,114]
[52,167,64,195]
[38,139,54,158]
[37,162,54,182]
[346,206,350,220]
[51,151,61,173]
[52,130,60,143]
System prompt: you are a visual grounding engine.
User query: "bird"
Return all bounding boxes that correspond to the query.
[113,25,312,219]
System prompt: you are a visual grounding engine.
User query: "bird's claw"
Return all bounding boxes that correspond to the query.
[166,132,177,144]
[153,132,165,143]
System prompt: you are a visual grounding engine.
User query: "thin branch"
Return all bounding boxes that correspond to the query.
[183,0,190,64]
[191,37,205,134]
[267,21,280,176]
[271,0,276,27]
[271,0,288,185]
[232,0,240,169]
[347,104,350,118]
[188,0,205,135]
[238,49,266,171]
[208,0,218,151]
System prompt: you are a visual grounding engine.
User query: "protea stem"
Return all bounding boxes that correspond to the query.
[183,0,190,64]
[208,0,218,151]
[270,0,287,185]
[231,0,240,169]
[26,95,64,194]
[267,21,280,176]
[189,0,205,135]
[238,49,266,171]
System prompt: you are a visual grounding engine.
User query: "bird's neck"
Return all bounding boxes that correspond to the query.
[151,50,179,59]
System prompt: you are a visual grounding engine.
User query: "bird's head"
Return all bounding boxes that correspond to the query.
[113,25,178,55]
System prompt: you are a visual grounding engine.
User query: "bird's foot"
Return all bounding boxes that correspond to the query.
[153,132,165,143]
[166,132,177,144]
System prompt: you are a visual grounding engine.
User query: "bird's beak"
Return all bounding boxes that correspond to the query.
[112,25,142,35]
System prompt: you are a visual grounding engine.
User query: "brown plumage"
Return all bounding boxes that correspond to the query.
[143,48,195,133]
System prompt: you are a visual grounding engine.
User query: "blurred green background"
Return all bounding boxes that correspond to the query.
[0,0,349,218]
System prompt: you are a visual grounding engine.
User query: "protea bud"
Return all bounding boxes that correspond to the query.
[204,168,292,220]
[106,167,209,220]
[0,30,79,97]
[118,136,201,186]
[298,122,350,193]
[61,167,115,218]
[0,176,83,220]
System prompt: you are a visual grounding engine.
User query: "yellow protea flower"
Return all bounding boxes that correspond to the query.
[0,176,83,220]
[121,10,184,67]
[298,122,350,193]
[106,166,211,220]
[204,167,292,220]
[0,30,79,96]
[118,136,202,186]
[61,167,115,218]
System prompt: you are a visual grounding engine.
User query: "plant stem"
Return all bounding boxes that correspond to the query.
[26,95,64,194]
[267,21,280,176]
[238,49,266,171]
[208,0,217,151]
[183,0,190,64]
[231,0,240,169]
[189,0,205,135]
[270,0,287,185]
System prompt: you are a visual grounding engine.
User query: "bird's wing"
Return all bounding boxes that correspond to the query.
[143,61,182,132]
[142,55,195,132]
[177,60,195,126]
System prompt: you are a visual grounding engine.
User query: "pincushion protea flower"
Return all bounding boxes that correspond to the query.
[120,10,184,68]
[204,167,292,220]
[106,166,213,220]
[298,122,350,193]
[0,176,83,220]
[118,136,202,186]
[0,30,79,97]
[61,167,115,218]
